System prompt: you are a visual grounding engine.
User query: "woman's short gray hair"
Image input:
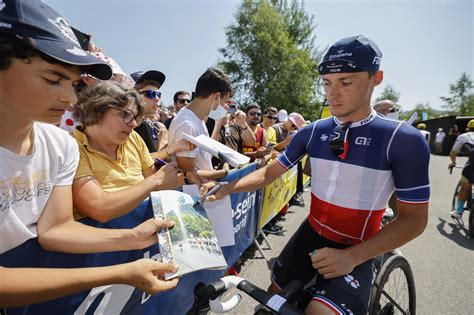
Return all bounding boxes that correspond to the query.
[73,81,144,127]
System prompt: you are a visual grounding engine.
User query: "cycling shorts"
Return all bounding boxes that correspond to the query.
[271,219,375,315]
[462,155,474,184]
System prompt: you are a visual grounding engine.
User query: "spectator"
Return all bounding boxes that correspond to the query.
[273,112,305,152]
[261,106,279,145]
[435,128,446,154]
[71,81,196,222]
[160,109,171,124]
[59,52,134,134]
[0,1,177,306]
[168,67,232,183]
[211,109,255,155]
[131,70,169,153]
[242,104,270,162]
[373,99,399,120]
[417,123,431,143]
[164,90,191,129]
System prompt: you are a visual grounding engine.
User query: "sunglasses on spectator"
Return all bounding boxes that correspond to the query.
[386,107,398,113]
[177,98,191,104]
[330,122,351,160]
[265,114,277,120]
[249,112,262,117]
[110,105,144,126]
[140,90,161,99]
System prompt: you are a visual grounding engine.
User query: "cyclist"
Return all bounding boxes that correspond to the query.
[202,35,430,315]
[448,119,474,219]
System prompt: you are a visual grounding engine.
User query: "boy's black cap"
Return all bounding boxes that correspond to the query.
[130,70,166,87]
[0,0,112,80]
[318,35,382,75]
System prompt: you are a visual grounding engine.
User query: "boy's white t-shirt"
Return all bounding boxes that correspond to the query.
[0,122,79,254]
[168,108,213,171]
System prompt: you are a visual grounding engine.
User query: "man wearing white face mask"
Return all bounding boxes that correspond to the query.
[373,99,399,120]
[168,68,232,183]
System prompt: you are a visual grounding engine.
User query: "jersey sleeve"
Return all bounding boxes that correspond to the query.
[388,124,430,204]
[451,134,467,153]
[276,123,314,169]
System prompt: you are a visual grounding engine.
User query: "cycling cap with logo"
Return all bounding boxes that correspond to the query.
[0,0,112,80]
[318,35,382,75]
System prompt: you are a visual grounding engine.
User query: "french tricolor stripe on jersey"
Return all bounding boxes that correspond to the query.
[312,296,345,314]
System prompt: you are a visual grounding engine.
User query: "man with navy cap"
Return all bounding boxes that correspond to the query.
[202,35,430,314]
[0,0,178,307]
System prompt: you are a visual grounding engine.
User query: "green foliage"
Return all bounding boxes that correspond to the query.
[219,0,321,120]
[167,213,213,242]
[440,73,474,116]
[375,84,401,105]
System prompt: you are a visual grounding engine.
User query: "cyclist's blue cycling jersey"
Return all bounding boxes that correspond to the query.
[276,110,430,245]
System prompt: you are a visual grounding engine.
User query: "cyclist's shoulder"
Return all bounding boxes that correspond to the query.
[456,132,474,143]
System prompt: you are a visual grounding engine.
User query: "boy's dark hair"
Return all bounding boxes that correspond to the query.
[263,106,278,115]
[173,90,190,103]
[0,34,73,70]
[245,103,260,113]
[194,67,233,98]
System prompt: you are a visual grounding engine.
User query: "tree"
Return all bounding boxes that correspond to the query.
[375,84,401,104]
[400,102,446,122]
[440,73,473,116]
[219,0,321,120]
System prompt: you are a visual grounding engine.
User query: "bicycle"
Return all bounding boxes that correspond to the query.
[449,165,474,237]
[188,210,416,315]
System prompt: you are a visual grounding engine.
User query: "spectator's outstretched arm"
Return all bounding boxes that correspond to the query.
[0,259,179,308]
[37,185,174,253]
[233,114,256,146]
[73,163,180,222]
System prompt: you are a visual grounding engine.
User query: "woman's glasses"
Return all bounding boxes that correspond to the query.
[110,106,144,126]
[264,114,277,120]
[140,90,162,99]
[330,122,351,160]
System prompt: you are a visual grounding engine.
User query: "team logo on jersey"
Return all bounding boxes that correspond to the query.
[320,134,329,141]
[355,137,371,146]
[344,275,360,289]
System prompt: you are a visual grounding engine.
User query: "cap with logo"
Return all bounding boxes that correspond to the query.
[0,0,112,80]
[130,70,166,88]
[318,35,382,75]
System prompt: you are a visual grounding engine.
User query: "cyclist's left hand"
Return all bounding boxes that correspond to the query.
[309,247,357,279]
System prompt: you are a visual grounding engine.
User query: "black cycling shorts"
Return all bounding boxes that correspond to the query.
[271,219,375,315]
[462,155,474,184]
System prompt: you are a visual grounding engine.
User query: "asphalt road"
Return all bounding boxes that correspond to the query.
[212,154,473,315]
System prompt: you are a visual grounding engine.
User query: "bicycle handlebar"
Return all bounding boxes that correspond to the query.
[203,276,303,314]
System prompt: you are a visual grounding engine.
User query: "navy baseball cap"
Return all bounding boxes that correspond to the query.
[318,35,382,75]
[0,0,112,80]
[131,70,166,87]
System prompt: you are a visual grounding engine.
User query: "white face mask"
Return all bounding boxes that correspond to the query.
[386,111,399,120]
[208,97,227,120]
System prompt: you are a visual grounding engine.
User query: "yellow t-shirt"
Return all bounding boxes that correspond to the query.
[267,126,277,144]
[73,129,155,193]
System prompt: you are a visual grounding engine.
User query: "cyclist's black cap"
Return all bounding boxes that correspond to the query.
[0,0,112,80]
[131,70,166,87]
[318,35,382,75]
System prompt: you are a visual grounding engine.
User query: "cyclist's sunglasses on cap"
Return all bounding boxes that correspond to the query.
[330,122,351,159]
[140,90,162,99]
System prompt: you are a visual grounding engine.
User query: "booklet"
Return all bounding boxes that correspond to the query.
[151,190,228,279]
[182,133,250,168]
